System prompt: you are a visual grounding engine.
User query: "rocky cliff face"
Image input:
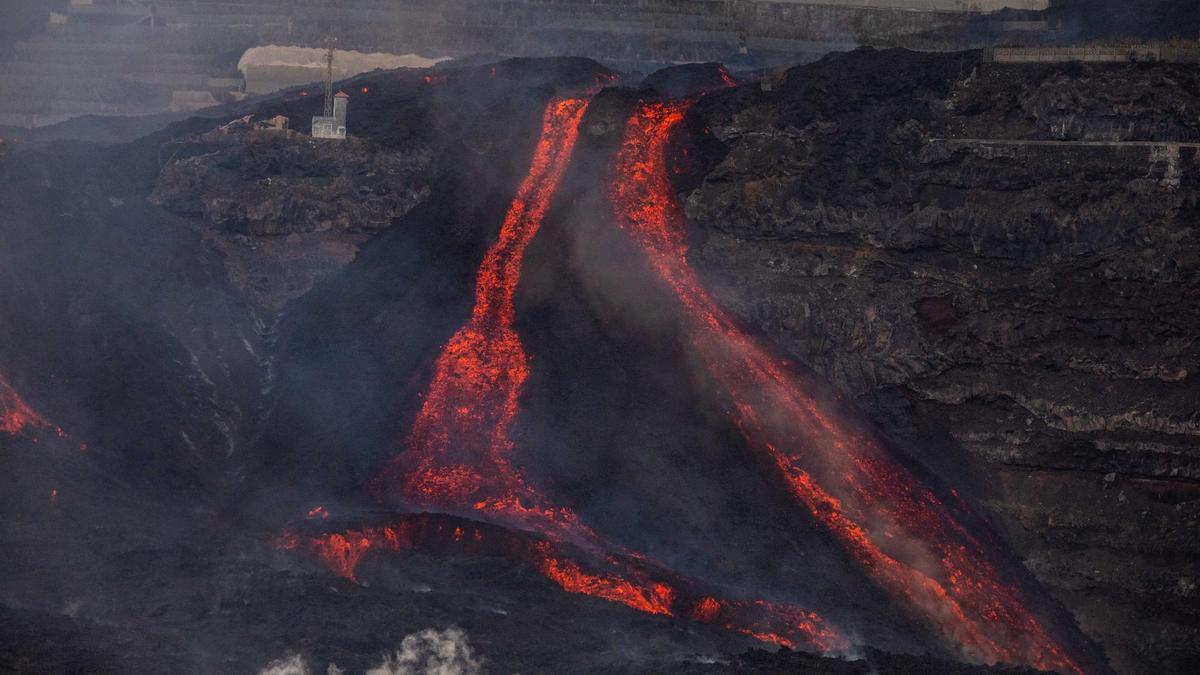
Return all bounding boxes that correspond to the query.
[146,116,433,309]
[682,49,1199,673]
[150,119,432,238]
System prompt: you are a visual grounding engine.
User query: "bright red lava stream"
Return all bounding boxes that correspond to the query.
[1,373,50,436]
[374,96,596,542]
[298,96,845,653]
[608,100,1086,673]
[279,513,842,651]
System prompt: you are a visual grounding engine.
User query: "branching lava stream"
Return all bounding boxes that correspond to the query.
[320,95,842,653]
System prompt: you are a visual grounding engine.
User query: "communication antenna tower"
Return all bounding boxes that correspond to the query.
[323,38,338,119]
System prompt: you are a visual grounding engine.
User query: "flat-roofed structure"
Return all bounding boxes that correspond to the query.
[312,90,348,140]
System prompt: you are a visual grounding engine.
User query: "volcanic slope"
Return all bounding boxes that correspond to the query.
[1,51,1194,673]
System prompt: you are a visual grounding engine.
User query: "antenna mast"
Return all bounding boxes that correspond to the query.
[323,38,336,118]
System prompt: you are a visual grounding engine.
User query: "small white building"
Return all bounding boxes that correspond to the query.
[312,90,349,140]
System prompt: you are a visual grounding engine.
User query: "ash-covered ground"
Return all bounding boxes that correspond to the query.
[0,52,1196,674]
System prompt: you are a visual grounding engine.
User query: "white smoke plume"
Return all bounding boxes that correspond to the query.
[365,627,484,675]
[257,653,343,675]
[258,653,314,675]
[258,627,483,675]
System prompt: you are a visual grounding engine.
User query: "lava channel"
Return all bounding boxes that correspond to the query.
[355,94,842,654]
[280,513,844,652]
[373,96,597,543]
[607,99,1088,674]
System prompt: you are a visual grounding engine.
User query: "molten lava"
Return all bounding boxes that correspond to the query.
[607,101,1085,673]
[282,514,844,651]
[330,95,841,654]
[1,373,49,436]
[375,97,597,543]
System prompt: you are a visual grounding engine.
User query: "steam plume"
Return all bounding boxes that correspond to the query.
[257,628,482,675]
[365,627,484,675]
[258,653,315,675]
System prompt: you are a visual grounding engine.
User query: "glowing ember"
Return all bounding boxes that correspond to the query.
[1,373,50,436]
[716,65,738,89]
[691,596,835,650]
[375,97,597,543]
[531,542,675,616]
[306,506,330,519]
[594,72,620,88]
[607,101,1086,673]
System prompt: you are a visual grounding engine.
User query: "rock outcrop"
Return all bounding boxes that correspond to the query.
[147,115,433,308]
[150,117,432,237]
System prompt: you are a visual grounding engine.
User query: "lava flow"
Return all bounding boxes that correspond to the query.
[281,514,844,652]
[1,372,50,436]
[347,95,842,654]
[608,100,1087,674]
[374,96,596,543]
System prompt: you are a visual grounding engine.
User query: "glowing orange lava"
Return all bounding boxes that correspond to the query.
[608,101,1085,673]
[375,97,597,543]
[347,96,841,654]
[691,596,834,650]
[282,514,844,650]
[1,373,49,436]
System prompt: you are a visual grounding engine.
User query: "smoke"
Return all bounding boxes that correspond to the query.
[365,628,484,675]
[259,654,318,675]
[258,628,483,675]
[256,654,347,675]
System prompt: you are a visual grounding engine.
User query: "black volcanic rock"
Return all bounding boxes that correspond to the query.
[641,62,737,99]
[146,116,436,309]
[149,120,433,237]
